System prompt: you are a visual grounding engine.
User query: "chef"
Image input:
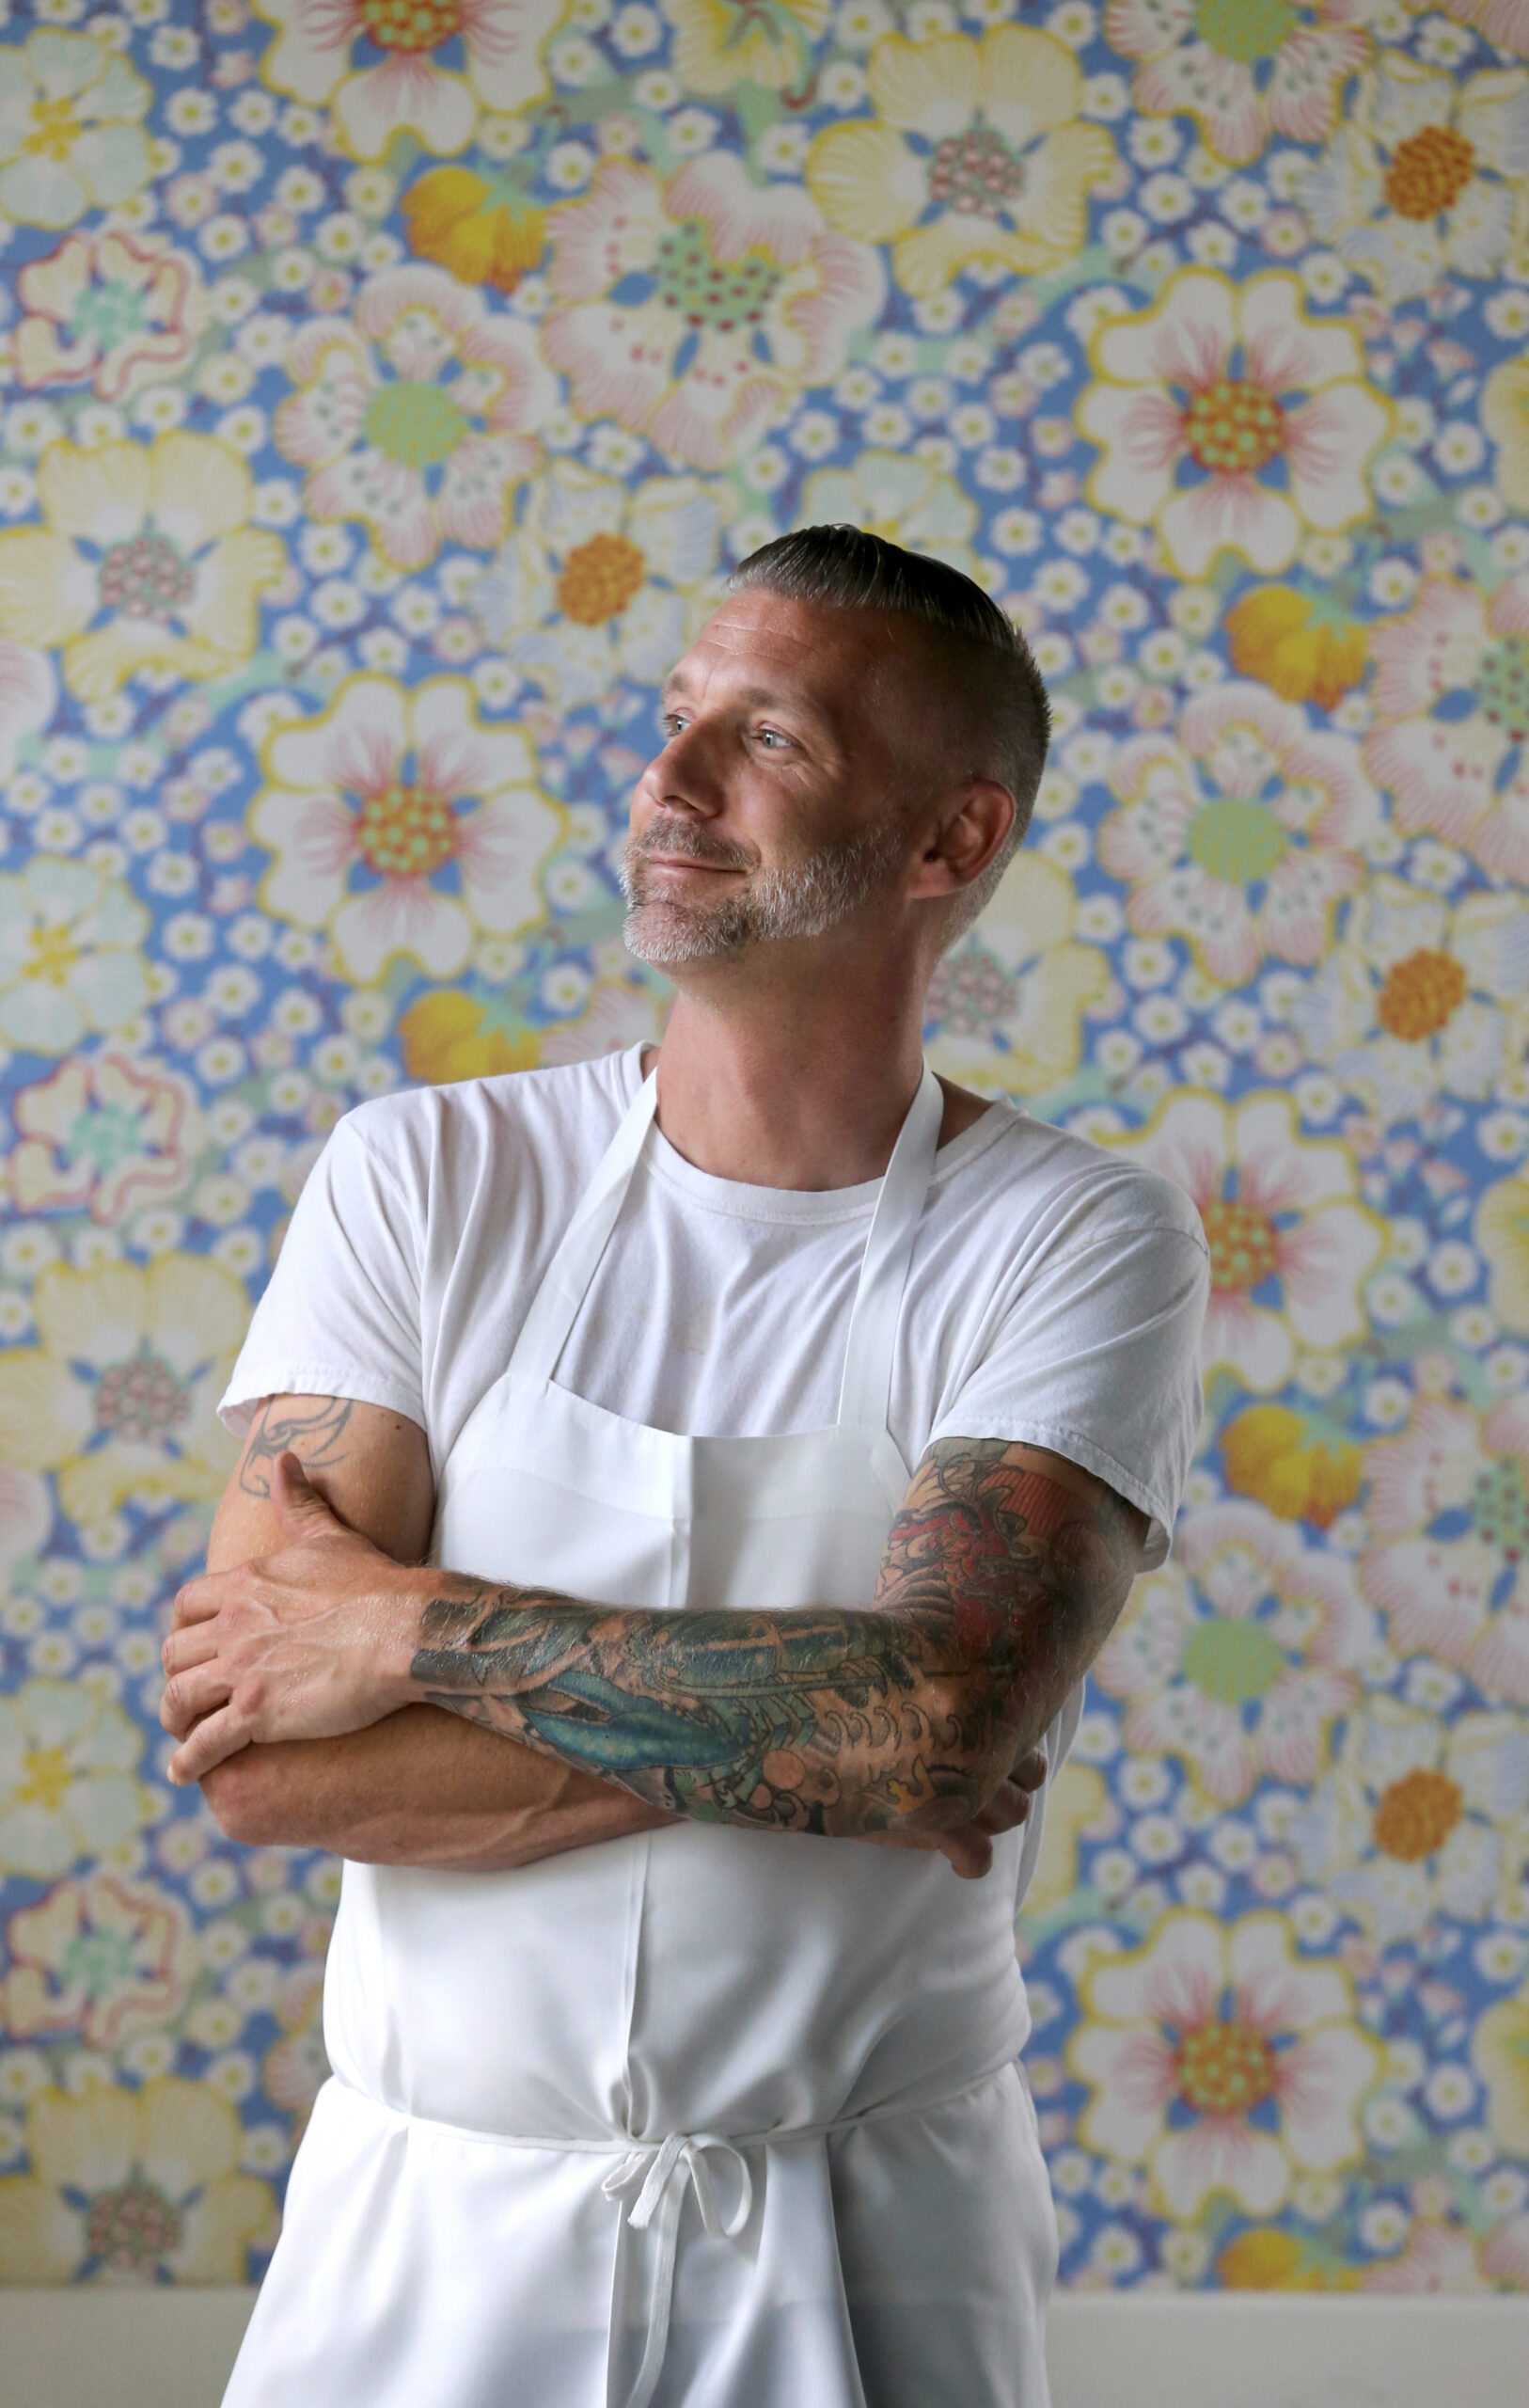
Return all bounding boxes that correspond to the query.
[162,527,1209,2408]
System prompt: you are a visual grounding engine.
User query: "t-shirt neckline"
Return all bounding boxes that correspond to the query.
[616,1044,1017,1224]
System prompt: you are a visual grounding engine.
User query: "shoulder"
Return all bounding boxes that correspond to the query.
[333,1050,639,1198]
[949,1101,1210,1264]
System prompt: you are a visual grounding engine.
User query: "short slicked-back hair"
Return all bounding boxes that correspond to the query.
[729,525,1050,944]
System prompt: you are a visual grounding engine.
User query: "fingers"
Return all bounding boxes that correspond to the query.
[167,1705,250,1786]
[1012,1747,1048,1792]
[937,1829,994,1879]
[170,1572,224,1629]
[159,1660,233,1738]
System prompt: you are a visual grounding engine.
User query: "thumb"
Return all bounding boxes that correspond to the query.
[270,1450,339,1536]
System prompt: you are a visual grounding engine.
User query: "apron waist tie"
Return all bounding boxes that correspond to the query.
[328,2060,1015,2408]
[602,2131,753,2408]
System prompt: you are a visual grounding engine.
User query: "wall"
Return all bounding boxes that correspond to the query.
[0,0,1527,2305]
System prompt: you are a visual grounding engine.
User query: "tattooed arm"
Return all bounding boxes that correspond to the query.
[170,1433,1143,1849]
[405,1439,1144,1840]
[197,1395,671,1869]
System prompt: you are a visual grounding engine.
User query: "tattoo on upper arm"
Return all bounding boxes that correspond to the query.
[401,1437,1145,1841]
[238,1395,355,1498]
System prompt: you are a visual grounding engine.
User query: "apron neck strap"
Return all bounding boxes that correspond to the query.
[507,1057,946,1429]
[835,1063,944,1434]
[507,1066,661,1386]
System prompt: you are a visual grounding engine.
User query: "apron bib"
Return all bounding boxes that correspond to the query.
[225,1064,1073,2408]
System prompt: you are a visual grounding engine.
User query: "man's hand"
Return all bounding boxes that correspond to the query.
[900,1745,1049,1880]
[162,1451,420,1783]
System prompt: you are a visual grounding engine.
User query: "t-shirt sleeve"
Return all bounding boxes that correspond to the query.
[930,1207,1210,1569]
[218,1115,425,1438]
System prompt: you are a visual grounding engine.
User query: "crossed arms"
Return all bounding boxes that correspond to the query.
[177,1391,1146,1877]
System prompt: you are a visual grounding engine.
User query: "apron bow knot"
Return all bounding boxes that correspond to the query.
[602,2131,753,2408]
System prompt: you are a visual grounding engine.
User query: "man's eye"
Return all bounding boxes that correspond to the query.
[755,727,789,750]
[661,711,688,737]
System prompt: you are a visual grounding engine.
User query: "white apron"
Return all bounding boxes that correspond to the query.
[224,1065,1075,2408]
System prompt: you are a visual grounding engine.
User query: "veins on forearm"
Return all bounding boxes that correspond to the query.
[238,1395,355,1498]
[408,1441,1143,1845]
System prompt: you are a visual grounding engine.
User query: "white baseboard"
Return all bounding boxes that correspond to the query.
[2,2288,1527,2408]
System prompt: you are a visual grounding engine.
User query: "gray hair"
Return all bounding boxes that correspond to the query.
[729,526,1050,944]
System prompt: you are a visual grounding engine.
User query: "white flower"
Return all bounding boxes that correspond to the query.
[1069,1909,1382,2218]
[252,0,564,161]
[0,1681,156,1880]
[251,673,564,982]
[0,859,150,1055]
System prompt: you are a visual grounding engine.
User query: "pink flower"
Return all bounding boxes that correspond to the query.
[1362,1392,1529,1705]
[253,0,564,161]
[2,1872,193,2049]
[1079,269,1392,578]
[1108,1091,1385,1391]
[1069,1910,1381,2218]
[275,262,554,570]
[1365,576,1529,883]
[1100,681,1377,986]
[1094,1501,1371,1805]
[7,1049,203,1223]
[12,230,208,403]
[1104,0,1370,166]
[250,673,563,981]
[543,151,883,470]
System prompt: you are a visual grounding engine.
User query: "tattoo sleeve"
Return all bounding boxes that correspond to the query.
[238,1395,355,1499]
[407,1440,1144,1843]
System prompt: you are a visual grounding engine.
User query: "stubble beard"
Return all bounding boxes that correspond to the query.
[620,816,907,968]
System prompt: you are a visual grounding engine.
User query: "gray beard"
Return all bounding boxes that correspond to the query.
[620,816,906,967]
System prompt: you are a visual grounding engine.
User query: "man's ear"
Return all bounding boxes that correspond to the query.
[908,779,1016,901]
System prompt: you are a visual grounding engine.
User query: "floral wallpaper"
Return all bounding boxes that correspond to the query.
[0,0,1527,2305]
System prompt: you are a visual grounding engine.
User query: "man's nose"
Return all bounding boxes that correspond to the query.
[643,718,724,815]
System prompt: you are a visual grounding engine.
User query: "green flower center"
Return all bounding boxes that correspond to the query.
[94,1340,193,1446]
[654,219,780,335]
[1477,635,1529,745]
[355,781,460,879]
[1193,0,1296,63]
[62,1926,139,1999]
[1471,1454,1529,1560]
[67,1101,145,1175]
[927,127,1028,219]
[98,531,194,623]
[1182,1615,1285,1705]
[925,941,1020,1039]
[1187,796,1288,885]
[364,379,467,469]
[71,280,151,350]
[86,2173,184,2273]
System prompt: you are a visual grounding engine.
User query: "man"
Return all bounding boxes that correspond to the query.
[164,529,1208,2408]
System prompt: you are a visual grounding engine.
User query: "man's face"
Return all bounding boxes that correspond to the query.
[622,590,931,969]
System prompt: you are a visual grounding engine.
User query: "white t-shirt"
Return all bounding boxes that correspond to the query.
[221,1049,1210,1567]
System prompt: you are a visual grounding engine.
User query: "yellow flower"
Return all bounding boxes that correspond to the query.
[0,2079,274,2281]
[1477,1174,1529,1335]
[807,25,1114,297]
[0,1255,245,1529]
[399,990,542,1085]
[1020,1761,1106,1919]
[1474,1994,1529,2158]
[1222,1405,1363,1529]
[1218,2227,1353,2291]
[402,166,545,293]
[1484,358,1529,514]
[0,433,284,703]
[1225,586,1369,710]
[660,0,829,94]
[0,1678,156,1880]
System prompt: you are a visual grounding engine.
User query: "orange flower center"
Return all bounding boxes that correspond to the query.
[1183,379,1285,476]
[355,781,460,879]
[1376,947,1466,1041]
[86,2175,185,2273]
[359,0,463,51]
[1177,2020,1275,2115]
[1372,1767,1463,1861]
[556,533,649,626]
[1384,125,1475,221]
[24,97,80,162]
[1201,1196,1278,1292]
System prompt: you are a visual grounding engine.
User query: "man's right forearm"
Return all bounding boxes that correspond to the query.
[199,1703,674,1869]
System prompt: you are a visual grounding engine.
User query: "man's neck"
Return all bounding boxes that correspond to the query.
[638,973,991,1191]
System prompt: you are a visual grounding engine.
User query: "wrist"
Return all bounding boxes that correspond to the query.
[377,1562,435,1709]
